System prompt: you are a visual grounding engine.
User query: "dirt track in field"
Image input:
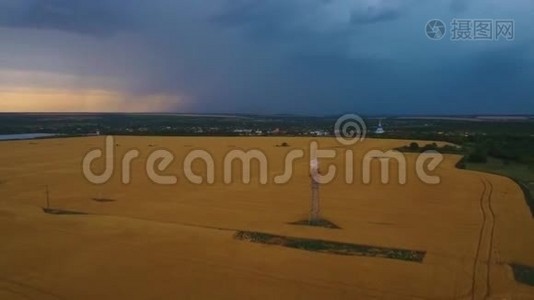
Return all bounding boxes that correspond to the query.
[471,178,495,300]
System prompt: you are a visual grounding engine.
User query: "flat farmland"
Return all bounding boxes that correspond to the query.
[0,136,533,299]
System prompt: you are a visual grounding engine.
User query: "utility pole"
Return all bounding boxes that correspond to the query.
[45,185,50,209]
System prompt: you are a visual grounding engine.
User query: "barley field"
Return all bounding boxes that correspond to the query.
[0,136,533,299]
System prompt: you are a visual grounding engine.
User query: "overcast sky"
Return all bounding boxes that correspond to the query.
[0,0,532,114]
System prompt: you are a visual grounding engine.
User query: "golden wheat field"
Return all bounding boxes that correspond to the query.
[1,136,533,299]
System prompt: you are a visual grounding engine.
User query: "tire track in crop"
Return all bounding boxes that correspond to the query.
[471,178,495,300]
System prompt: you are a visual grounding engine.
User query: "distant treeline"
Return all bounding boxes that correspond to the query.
[395,142,463,155]
[390,131,534,169]
[2,114,534,169]
[463,135,534,166]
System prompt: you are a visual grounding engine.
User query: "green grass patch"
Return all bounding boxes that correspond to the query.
[289,219,341,229]
[91,197,116,203]
[234,231,425,262]
[511,264,534,286]
[42,208,88,215]
[395,142,464,155]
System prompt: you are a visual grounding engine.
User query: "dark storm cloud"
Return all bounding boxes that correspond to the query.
[213,0,411,34]
[0,0,533,114]
[211,0,332,42]
[445,42,534,112]
[0,0,134,35]
[212,0,296,27]
[450,0,469,13]
[350,4,403,24]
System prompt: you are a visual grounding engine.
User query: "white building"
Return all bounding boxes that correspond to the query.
[375,120,385,134]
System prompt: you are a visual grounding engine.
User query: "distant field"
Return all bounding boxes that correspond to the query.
[0,136,533,299]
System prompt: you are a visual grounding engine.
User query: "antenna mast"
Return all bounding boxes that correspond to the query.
[310,159,320,223]
[45,185,50,209]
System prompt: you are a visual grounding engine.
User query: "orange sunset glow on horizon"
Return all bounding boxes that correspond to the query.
[0,88,184,112]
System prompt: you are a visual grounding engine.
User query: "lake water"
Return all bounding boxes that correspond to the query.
[0,133,58,141]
